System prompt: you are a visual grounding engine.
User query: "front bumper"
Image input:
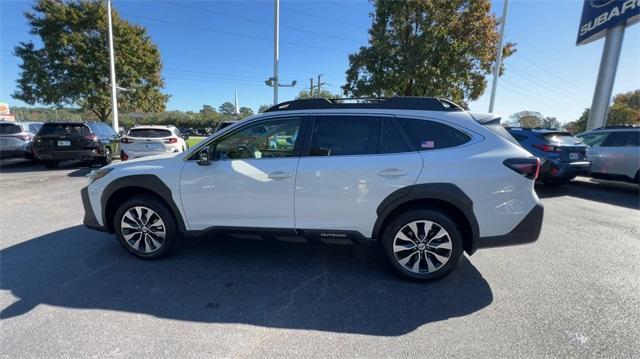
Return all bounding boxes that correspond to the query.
[540,159,590,178]
[476,201,544,249]
[81,186,108,232]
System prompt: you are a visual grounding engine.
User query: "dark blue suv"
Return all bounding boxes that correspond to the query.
[507,128,590,185]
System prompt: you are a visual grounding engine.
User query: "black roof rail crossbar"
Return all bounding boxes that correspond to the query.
[264,96,464,113]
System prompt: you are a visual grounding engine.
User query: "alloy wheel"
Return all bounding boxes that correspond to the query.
[120,206,166,253]
[393,220,452,274]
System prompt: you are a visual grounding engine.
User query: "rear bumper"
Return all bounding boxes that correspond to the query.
[81,186,108,232]
[36,148,101,161]
[540,159,590,178]
[476,201,544,249]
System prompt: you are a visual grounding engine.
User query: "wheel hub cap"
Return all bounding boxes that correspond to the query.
[392,220,453,274]
[120,206,166,254]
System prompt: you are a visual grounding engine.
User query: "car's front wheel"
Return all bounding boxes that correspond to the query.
[114,196,177,259]
[381,209,463,282]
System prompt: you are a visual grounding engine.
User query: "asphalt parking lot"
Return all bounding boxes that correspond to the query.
[1,158,639,358]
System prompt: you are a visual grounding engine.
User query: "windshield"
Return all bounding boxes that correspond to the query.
[38,123,90,136]
[128,129,172,138]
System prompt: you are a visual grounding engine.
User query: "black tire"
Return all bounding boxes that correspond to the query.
[43,160,59,169]
[543,177,570,186]
[114,196,177,259]
[380,209,463,282]
[100,147,112,166]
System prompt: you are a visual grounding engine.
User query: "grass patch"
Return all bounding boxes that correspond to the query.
[186,136,205,148]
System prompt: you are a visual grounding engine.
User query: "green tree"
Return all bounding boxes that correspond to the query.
[258,104,271,113]
[295,89,338,99]
[218,102,236,115]
[565,90,638,133]
[12,0,168,122]
[239,107,254,117]
[541,117,561,129]
[342,0,515,103]
[509,111,543,128]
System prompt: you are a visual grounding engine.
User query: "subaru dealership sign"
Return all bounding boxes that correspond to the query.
[577,0,640,45]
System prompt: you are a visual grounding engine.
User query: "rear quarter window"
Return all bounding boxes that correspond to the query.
[399,118,471,150]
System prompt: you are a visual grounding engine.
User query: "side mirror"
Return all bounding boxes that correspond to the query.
[197,147,212,166]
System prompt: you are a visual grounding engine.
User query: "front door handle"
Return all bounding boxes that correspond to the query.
[378,168,408,177]
[268,171,293,180]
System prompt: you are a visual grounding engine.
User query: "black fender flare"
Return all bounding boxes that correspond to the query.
[372,183,480,252]
[100,174,187,233]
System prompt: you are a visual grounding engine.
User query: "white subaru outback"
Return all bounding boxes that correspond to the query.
[82,97,543,281]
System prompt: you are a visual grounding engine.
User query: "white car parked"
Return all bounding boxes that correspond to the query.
[120,125,187,161]
[82,97,543,282]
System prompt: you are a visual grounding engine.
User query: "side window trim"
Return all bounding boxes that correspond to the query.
[186,115,310,161]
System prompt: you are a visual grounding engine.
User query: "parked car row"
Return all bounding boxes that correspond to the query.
[505,125,639,186]
[0,121,190,167]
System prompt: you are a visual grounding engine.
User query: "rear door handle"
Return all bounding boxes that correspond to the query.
[378,168,408,177]
[268,171,293,180]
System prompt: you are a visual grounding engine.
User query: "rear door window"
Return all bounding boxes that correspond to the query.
[309,116,380,156]
[128,129,173,138]
[399,118,471,150]
[578,132,609,147]
[0,123,22,134]
[603,131,640,147]
[380,119,411,154]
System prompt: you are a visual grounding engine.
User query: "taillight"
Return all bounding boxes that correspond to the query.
[532,144,560,152]
[503,158,540,180]
[121,137,134,144]
[164,138,178,144]
[84,134,98,142]
[121,151,129,161]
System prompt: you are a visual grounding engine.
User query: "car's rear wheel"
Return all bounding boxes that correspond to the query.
[100,147,112,166]
[114,196,177,259]
[381,209,463,282]
[43,160,59,169]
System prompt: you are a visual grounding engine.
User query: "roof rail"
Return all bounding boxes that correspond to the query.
[263,96,464,113]
[593,124,639,130]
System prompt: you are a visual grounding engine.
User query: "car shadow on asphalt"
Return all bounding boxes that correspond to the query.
[536,178,639,210]
[0,226,493,336]
[0,159,98,174]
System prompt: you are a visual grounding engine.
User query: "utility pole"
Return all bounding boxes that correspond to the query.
[273,0,279,105]
[488,0,508,113]
[309,78,314,97]
[107,0,119,131]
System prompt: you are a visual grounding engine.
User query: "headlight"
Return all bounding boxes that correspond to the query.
[86,168,113,184]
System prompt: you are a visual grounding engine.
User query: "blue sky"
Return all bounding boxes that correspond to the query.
[1,0,639,124]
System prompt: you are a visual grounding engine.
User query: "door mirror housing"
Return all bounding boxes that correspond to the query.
[197,147,212,166]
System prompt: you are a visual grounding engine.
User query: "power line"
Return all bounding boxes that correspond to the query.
[124,13,350,54]
[504,65,585,104]
[165,1,362,44]
[164,67,265,81]
[512,53,583,90]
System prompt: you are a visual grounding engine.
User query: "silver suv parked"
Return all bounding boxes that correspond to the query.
[0,121,43,159]
[576,125,640,184]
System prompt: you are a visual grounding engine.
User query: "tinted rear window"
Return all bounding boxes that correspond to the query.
[543,133,582,145]
[0,123,22,134]
[400,118,471,150]
[604,131,640,147]
[38,123,90,136]
[128,129,172,138]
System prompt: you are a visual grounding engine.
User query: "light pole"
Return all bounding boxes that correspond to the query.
[107,0,119,131]
[273,0,279,105]
[488,0,509,113]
